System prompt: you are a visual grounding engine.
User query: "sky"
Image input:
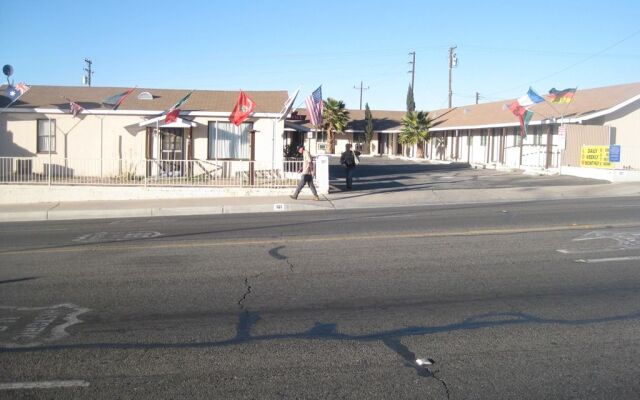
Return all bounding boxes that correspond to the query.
[3,0,640,112]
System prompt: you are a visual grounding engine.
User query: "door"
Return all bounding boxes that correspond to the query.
[160,128,184,176]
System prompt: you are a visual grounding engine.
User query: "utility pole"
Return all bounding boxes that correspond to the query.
[353,81,370,110]
[476,92,480,104]
[448,46,457,108]
[408,51,416,89]
[83,58,93,86]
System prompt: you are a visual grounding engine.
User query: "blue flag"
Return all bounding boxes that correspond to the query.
[527,87,545,104]
[4,85,19,101]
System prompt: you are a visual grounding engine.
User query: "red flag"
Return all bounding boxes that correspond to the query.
[165,108,180,124]
[508,101,533,137]
[70,101,85,117]
[229,91,256,126]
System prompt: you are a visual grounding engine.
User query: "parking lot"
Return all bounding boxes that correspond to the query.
[328,156,605,193]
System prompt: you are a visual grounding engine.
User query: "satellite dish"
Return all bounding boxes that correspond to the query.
[2,65,13,77]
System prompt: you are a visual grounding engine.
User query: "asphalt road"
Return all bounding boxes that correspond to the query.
[1,197,640,399]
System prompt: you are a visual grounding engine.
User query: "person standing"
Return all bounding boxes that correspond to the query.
[290,145,320,200]
[340,143,360,190]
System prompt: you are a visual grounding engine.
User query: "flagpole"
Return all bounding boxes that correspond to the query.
[48,117,52,186]
[0,93,24,116]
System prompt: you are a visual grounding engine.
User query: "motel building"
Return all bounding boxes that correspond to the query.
[285,82,640,182]
[2,81,640,202]
[0,86,324,199]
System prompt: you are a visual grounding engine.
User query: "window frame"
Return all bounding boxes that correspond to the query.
[36,119,56,153]
[207,120,253,160]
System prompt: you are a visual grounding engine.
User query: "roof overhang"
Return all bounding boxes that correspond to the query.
[0,108,282,118]
[284,121,311,132]
[564,93,640,124]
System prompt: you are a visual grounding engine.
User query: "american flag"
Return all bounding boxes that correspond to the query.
[305,86,323,126]
[69,101,85,117]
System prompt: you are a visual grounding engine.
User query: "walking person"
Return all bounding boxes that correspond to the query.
[340,143,360,190]
[290,145,320,200]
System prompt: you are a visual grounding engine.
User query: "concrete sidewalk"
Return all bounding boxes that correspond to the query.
[2,182,640,222]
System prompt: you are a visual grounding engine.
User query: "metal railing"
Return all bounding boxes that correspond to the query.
[0,157,305,188]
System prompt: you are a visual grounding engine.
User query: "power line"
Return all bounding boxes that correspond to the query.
[353,81,370,110]
[485,27,640,96]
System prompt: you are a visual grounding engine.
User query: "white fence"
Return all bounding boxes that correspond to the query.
[0,157,305,188]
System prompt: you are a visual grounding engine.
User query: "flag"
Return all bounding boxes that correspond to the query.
[69,101,84,117]
[517,87,545,107]
[548,88,576,104]
[277,88,300,122]
[165,108,180,124]
[102,88,135,110]
[163,91,192,123]
[305,86,323,126]
[229,90,256,126]
[15,82,30,95]
[520,109,533,137]
[508,101,533,138]
[169,91,193,110]
[4,85,20,101]
[4,82,29,101]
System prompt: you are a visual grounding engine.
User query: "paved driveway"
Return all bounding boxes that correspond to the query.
[328,156,605,193]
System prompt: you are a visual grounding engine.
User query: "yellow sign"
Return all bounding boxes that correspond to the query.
[580,146,613,169]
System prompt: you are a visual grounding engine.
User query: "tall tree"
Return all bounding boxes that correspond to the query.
[406,84,416,112]
[364,103,374,154]
[399,110,432,158]
[323,98,350,154]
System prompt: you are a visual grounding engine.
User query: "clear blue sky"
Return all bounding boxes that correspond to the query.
[3,0,640,111]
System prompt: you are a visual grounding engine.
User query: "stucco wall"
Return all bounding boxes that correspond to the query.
[1,113,284,165]
[603,102,640,169]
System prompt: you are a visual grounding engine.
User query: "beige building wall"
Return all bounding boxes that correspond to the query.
[1,112,286,179]
[562,125,609,167]
[603,103,640,169]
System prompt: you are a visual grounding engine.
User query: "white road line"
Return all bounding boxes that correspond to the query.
[0,228,68,233]
[0,380,89,390]
[574,256,640,264]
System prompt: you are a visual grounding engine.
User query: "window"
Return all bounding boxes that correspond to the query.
[480,130,487,146]
[208,121,252,159]
[316,131,328,142]
[513,127,521,146]
[533,126,543,146]
[37,119,56,153]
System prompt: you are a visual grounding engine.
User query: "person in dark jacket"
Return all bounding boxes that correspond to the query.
[340,143,360,190]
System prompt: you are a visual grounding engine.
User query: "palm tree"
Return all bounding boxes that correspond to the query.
[323,98,350,154]
[399,110,432,158]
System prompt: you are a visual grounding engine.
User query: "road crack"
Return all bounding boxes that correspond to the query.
[237,274,262,311]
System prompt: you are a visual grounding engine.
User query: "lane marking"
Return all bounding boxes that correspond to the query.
[0,228,67,233]
[3,222,640,256]
[574,255,640,264]
[73,231,162,243]
[0,304,90,348]
[0,380,89,390]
